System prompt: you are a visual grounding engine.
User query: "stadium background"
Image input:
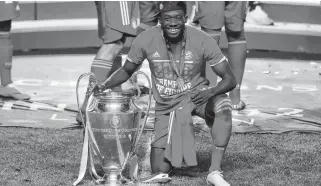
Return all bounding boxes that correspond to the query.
[12,1,321,54]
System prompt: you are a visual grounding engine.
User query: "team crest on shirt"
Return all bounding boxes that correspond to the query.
[185,51,193,60]
[131,18,139,29]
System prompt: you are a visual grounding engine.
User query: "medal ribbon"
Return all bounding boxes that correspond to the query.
[164,32,186,87]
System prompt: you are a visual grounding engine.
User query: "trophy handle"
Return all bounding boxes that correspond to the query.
[76,72,98,127]
[130,72,141,111]
[124,71,152,164]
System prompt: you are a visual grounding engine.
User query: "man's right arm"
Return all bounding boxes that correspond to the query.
[99,33,147,91]
[101,61,141,90]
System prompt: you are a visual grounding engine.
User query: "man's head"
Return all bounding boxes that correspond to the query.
[158,1,187,43]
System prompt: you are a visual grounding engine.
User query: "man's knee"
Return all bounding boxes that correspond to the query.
[150,147,172,174]
[95,40,124,61]
[226,28,246,43]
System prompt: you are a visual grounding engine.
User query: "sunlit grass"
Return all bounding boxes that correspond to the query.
[0,128,320,186]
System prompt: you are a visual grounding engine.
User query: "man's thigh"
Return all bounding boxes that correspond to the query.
[139,1,159,23]
[151,113,171,149]
[192,94,232,127]
[224,1,248,32]
[193,1,225,30]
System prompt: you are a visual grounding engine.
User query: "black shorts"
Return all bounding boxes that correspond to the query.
[139,1,159,23]
[0,20,12,32]
[193,1,248,32]
[95,1,139,43]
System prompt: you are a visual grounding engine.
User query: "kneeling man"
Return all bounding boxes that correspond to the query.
[98,2,236,186]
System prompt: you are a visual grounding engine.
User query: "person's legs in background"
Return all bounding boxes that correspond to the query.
[193,1,247,110]
[0,20,30,100]
[93,1,138,90]
[225,1,248,110]
[193,1,226,87]
[137,1,159,35]
[225,29,247,110]
[76,1,138,125]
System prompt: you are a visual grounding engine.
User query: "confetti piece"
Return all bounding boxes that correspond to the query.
[310,62,317,66]
[262,71,270,74]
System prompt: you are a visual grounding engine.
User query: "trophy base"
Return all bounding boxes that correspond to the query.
[96,172,122,186]
[129,182,163,186]
[95,176,165,186]
[96,179,122,186]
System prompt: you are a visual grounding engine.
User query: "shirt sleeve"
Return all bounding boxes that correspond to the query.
[126,35,147,65]
[202,36,227,67]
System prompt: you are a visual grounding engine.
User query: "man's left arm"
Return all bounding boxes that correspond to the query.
[192,60,237,105]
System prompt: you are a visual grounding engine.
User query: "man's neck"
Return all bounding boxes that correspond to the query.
[170,40,181,47]
[166,37,182,44]
[170,41,183,60]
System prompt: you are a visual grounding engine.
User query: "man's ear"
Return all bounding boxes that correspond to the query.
[184,15,188,23]
[158,14,162,23]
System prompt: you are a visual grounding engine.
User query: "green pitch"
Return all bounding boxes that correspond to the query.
[0,128,320,186]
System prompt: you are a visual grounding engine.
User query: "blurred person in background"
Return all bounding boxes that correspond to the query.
[0,1,30,100]
[193,1,247,110]
[76,1,140,124]
[137,1,159,35]
[77,1,161,125]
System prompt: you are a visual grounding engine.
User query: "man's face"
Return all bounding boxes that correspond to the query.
[160,10,187,43]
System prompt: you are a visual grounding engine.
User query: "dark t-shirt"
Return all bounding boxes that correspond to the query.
[127,25,226,112]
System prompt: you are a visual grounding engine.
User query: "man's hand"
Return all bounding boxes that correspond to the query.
[191,87,214,105]
[96,83,106,93]
[89,83,106,94]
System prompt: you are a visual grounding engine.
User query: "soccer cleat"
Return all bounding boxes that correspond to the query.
[246,5,274,26]
[0,83,30,100]
[207,170,230,186]
[140,173,171,184]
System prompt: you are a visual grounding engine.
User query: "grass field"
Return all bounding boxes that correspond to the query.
[0,127,321,186]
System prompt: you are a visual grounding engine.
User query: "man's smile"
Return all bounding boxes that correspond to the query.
[167,28,180,34]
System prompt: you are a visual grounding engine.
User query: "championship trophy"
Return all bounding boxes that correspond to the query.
[73,71,152,186]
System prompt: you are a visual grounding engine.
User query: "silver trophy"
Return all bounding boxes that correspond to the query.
[74,71,152,186]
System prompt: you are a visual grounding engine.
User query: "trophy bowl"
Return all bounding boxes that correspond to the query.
[94,91,133,113]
